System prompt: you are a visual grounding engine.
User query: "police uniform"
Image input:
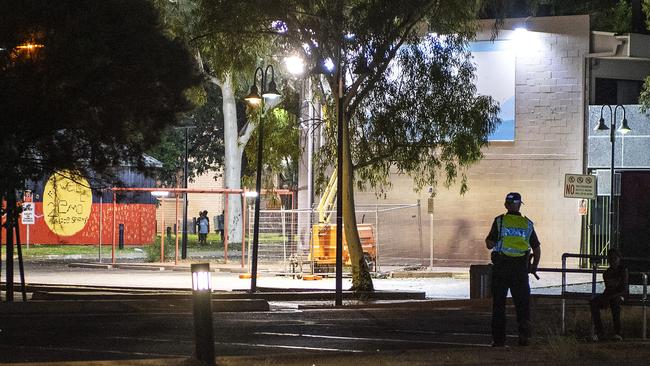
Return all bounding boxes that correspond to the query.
[486,195,540,346]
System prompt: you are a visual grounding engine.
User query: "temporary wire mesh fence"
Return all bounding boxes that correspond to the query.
[243,203,424,274]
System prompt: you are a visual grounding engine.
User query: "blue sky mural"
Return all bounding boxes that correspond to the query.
[468,40,516,141]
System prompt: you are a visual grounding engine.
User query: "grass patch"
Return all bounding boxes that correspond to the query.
[16,244,141,258]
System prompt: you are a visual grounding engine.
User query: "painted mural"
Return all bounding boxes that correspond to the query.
[469,40,516,141]
[43,170,93,236]
[18,170,157,245]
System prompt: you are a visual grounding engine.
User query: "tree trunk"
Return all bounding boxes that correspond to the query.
[221,73,243,243]
[342,107,374,292]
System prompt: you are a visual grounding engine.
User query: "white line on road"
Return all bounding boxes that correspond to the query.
[219,341,363,353]
[103,335,362,353]
[254,331,491,347]
[0,343,186,358]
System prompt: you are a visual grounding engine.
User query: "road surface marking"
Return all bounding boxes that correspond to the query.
[254,331,491,347]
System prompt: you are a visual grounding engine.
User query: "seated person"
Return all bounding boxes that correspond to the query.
[590,248,628,341]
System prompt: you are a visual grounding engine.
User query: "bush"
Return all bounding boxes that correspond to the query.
[144,236,176,262]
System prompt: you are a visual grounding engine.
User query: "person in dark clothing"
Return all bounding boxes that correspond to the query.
[217,210,225,241]
[485,192,541,347]
[590,248,628,341]
[197,210,210,245]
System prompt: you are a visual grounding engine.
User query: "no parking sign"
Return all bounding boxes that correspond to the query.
[22,190,35,225]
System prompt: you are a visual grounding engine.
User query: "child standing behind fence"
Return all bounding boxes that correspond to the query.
[590,248,628,341]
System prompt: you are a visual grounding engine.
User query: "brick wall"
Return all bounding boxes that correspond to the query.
[353,15,590,267]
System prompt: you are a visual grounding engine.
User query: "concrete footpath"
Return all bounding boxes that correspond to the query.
[2,260,597,300]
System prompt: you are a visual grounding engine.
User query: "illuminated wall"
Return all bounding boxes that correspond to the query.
[18,170,157,245]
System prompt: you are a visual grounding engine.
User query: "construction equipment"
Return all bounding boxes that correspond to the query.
[310,171,376,271]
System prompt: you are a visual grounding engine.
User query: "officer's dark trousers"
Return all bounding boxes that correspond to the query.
[491,255,530,344]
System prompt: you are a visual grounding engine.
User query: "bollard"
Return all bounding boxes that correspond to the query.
[118,224,124,250]
[191,263,215,366]
[469,264,492,299]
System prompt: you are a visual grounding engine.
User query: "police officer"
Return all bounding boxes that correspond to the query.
[485,192,541,347]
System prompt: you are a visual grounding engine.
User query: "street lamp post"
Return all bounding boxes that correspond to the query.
[173,126,195,260]
[335,51,344,307]
[244,65,281,292]
[594,104,630,250]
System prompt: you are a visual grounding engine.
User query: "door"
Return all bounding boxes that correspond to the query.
[619,171,650,273]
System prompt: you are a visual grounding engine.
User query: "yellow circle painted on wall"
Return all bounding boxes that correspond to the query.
[43,170,93,236]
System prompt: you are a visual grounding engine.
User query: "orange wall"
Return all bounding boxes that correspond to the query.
[16,203,156,245]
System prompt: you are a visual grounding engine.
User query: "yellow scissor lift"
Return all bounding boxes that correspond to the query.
[309,172,376,272]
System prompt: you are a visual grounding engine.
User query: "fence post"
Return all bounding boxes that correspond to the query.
[375,204,380,272]
[281,206,287,272]
[417,200,423,266]
[642,272,648,340]
[562,254,567,335]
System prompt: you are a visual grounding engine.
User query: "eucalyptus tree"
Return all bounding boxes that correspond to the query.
[201,0,502,291]
[155,0,299,244]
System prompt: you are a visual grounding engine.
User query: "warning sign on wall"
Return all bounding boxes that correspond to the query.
[564,174,596,200]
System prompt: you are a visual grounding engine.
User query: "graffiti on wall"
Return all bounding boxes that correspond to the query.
[42,170,92,236]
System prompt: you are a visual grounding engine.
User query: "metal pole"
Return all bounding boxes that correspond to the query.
[14,216,26,302]
[643,273,647,340]
[609,111,615,250]
[375,204,380,272]
[335,52,344,306]
[430,211,434,269]
[417,199,423,266]
[6,192,15,301]
[241,193,246,269]
[112,191,116,265]
[0,194,3,292]
[99,193,102,263]
[591,262,598,297]
[175,193,180,265]
[248,203,253,272]
[182,127,189,259]
[224,194,229,264]
[562,254,566,334]
[160,197,165,263]
[250,70,266,292]
[282,206,287,272]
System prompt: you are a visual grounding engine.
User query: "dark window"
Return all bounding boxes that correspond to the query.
[594,78,644,105]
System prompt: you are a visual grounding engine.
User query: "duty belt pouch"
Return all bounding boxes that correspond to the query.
[491,251,503,265]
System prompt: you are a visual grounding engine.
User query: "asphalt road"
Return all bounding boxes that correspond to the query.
[0,304,500,363]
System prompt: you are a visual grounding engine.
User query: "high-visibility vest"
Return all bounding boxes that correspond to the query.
[494,214,533,257]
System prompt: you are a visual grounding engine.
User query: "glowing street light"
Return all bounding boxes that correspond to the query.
[244,65,282,293]
[190,263,215,365]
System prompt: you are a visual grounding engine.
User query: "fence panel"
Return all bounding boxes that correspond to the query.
[244,203,423,274]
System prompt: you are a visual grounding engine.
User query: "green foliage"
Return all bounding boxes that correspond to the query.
[144,237,176,262]
[640,76,650,110]
[221,0,499,196]
[0,0,199,192]
[152,0,299,189]
[591,0,632,33]
[146,83,226,186]
[144,233,225,262]
[200,0,503,291]
[242,106,301,190]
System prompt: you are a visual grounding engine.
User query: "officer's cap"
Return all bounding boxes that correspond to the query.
[505,192,523,204]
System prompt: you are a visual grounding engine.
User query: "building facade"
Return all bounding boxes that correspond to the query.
[299,15,605,267]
